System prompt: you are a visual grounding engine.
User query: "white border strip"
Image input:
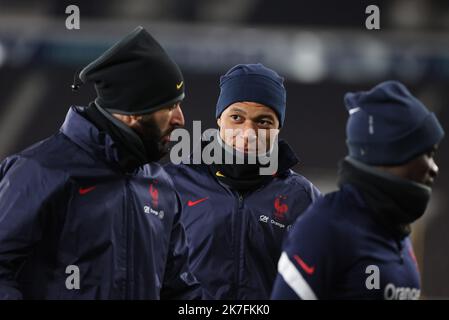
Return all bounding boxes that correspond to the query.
[278,252,318,300]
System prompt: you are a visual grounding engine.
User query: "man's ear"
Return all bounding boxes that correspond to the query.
[216,117,221,128]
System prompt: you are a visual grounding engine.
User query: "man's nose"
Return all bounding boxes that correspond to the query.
[170,105,185,127]
[241,121,258,139]
[429,158,439,178]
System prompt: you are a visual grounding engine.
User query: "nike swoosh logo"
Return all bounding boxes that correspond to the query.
[79,186,96,195]
[187,197,208,207]
[293,254,315,275]
[215,171,225,177]
[176,81,183,90]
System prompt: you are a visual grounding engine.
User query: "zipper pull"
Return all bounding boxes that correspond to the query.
[238,194,243,208]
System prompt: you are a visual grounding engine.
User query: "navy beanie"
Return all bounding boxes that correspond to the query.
[216,63,286,126]
[344,80,444,165]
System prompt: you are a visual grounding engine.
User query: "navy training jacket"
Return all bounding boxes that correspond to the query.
[0,106,200,299]
[165,143,320,299]
[271,184,421,300]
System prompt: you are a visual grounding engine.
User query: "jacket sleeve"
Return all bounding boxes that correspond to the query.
[309,183,322,203]
[160,193,202,300]
[0,156,56,299]
[271,201,342,300]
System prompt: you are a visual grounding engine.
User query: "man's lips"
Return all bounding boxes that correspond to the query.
[233,144,268,154]
[161,130,175,143]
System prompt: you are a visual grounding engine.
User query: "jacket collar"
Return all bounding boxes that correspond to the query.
[338,157,431,239]
[60,106,129,170]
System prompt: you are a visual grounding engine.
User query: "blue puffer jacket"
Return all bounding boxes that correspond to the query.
[0,106,200,300]
[165,142,320,299]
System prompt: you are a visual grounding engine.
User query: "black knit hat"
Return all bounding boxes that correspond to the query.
[78,26,185,115]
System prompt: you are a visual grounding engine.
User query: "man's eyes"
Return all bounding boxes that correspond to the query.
[259,120,273,126]
[229,115,273,126]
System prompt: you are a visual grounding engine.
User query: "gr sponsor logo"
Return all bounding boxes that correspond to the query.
[384,283,420,300]
[259,214,291,230]
[365,265,420,300]
[144,206,164,219]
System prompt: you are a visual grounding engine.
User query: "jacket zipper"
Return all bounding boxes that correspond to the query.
[233,192,244,299]
[124,177,131,299]
[396,239,404,264]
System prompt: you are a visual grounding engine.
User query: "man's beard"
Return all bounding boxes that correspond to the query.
[133,118,172,163]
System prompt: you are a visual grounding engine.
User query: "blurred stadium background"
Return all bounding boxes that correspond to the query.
[0,0,448,298]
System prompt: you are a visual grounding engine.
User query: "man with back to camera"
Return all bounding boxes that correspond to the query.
[0,26,201,299]
[271,81,444,300]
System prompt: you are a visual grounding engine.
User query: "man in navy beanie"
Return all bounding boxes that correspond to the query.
[272,80,444,300]
[165,63,320,299]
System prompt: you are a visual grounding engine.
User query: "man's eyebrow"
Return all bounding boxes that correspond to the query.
[254,114,276,120]
[426,145,438,155]
[229,107,247,114]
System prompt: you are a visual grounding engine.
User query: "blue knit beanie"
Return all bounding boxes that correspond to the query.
[216,63,286,126]
[344,80,444,165]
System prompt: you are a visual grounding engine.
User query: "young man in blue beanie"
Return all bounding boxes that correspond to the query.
[165,63,320,299]
[0,26,201,299]
[271,80,444,300]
